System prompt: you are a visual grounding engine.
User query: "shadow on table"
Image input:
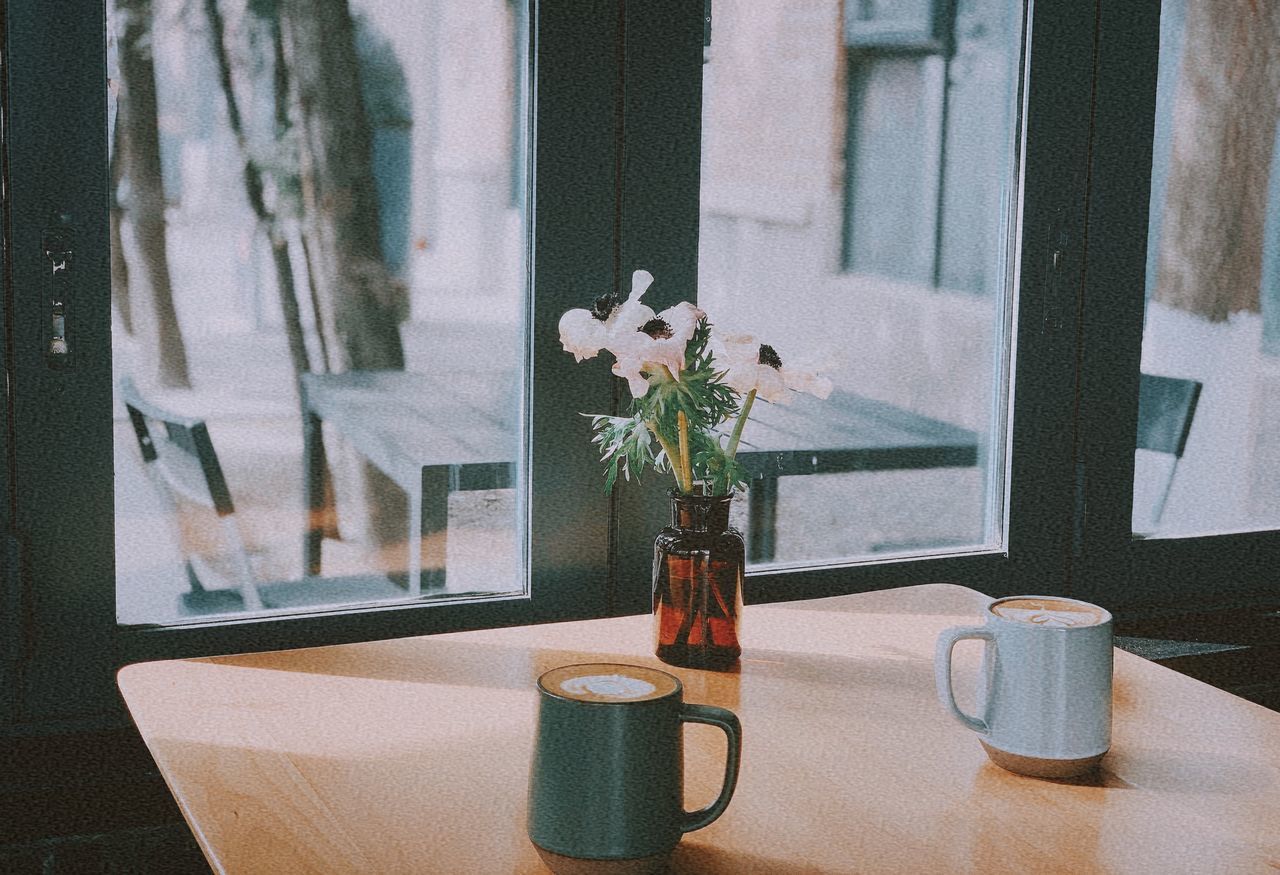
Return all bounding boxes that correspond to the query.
[669,842,840,874]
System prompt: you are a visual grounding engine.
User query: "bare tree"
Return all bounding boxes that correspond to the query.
[109,118,134,336]
[278,0,409,561]
[1155,1,1280,321]
[203,0,311,389]
[277,0,406,371]
[116,0,193,388]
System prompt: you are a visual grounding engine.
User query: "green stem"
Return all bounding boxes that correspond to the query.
[725,388,757,460]
[673,562,698,649]
[648,420,688,493]
[677,410,693,493]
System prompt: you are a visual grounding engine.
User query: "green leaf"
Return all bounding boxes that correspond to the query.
[583,411,659,493]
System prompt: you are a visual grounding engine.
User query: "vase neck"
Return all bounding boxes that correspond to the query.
[670,493,733,532]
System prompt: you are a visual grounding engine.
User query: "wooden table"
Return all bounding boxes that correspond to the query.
[300,371,978,591]
[117,584,1280,874]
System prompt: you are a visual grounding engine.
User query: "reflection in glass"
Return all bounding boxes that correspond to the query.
[1134,0,1280,537]
[112,0,528,624]
[698,0,1024,567]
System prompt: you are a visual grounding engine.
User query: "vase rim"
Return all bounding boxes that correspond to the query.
[668,488,738,501]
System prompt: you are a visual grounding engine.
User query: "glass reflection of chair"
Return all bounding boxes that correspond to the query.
[120,377,403,616]
[1133,372,1202,536]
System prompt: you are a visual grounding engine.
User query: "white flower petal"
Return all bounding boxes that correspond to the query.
[560,270,660,363]
[611,355,654,398]
[752,366,790,403]
[605,328,651,362]
[657,301,704,342]
[712,332,833,403]
[627,269,655,302]
[648,342,687,378]
[712,332,760,372]
[784,369,834,400]
[720,363,761,396]
[606,300,655,345]
[558,309,607,362]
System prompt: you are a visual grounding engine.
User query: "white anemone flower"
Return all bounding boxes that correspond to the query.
[557,269,656,362]
[611,301,705,398]
[715,332,833,404]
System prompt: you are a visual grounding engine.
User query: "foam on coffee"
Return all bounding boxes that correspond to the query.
[990,597,1106,628]
[539,663,680,703]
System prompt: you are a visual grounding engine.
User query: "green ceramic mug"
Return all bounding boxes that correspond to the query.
[528,663,742,872]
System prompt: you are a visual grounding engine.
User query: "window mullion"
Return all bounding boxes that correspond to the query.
[996,0,1099,598]
[1071,0,1160,608]
[611,0,707,616]
[2,0,116,727]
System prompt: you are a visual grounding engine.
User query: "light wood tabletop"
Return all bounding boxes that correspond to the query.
[117,584,1280,874]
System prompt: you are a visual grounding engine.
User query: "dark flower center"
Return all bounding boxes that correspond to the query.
[590,293,617,322]
[639,318,673,340]
[758,344,783,370]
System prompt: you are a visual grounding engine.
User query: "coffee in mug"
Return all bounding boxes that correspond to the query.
[935,596,1113,778]
[528,663,742,873]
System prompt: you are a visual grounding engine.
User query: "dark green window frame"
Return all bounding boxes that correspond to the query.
[1,0,1227,736]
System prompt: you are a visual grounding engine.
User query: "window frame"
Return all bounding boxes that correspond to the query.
[1,0,624,729]
[686,0,1098,608]
[1,0,1113,733]
[610,0,1094,610]
[1073,0,1280,613]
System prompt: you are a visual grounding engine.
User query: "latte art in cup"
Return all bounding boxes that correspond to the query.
[990,597,1106,628]
[560,674,657,700]
[539,663,680,703]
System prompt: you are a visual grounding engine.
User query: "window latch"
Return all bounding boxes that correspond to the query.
[41,211,75,369]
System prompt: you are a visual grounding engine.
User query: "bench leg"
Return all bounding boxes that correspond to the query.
[417,465,450,593]
[302,408,328,577]
[748,477,779,563]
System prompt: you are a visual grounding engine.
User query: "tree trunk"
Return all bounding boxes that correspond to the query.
[117,0,193,388]
[278,0,406,371]
[1155,1,1280,321]
[278,0,409,563]
[109,118,134,335]
[203,0,311,388]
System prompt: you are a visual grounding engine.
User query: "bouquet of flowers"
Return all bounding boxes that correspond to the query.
[558,269,832,496]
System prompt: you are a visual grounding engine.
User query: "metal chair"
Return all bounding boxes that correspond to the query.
[1134,372,1202,534]
[120,377,403,616]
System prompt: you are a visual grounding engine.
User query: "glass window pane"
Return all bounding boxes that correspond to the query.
[1134,0,1280,538]
[843,0,942,48]
[111,0,529,624]
[698,0,1024,568]
[844,55,940,285]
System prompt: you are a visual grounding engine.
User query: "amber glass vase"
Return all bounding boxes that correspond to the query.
[652,491,744,671]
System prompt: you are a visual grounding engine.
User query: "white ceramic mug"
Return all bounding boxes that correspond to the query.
[935,595,1114,778]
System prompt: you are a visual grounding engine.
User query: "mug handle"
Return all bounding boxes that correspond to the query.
[679,703,742,833]
[935,626,995,734]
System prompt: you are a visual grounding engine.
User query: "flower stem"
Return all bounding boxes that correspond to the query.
[648,420,689,493]
[677,410,693,493]
[725,388,757,460]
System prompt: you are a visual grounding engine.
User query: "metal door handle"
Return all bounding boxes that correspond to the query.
[41,211,75,367]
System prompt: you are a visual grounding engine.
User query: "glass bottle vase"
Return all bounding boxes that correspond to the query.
[652,491,743,671]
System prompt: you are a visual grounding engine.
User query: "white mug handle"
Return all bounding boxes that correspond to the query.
[935,626,995,734]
